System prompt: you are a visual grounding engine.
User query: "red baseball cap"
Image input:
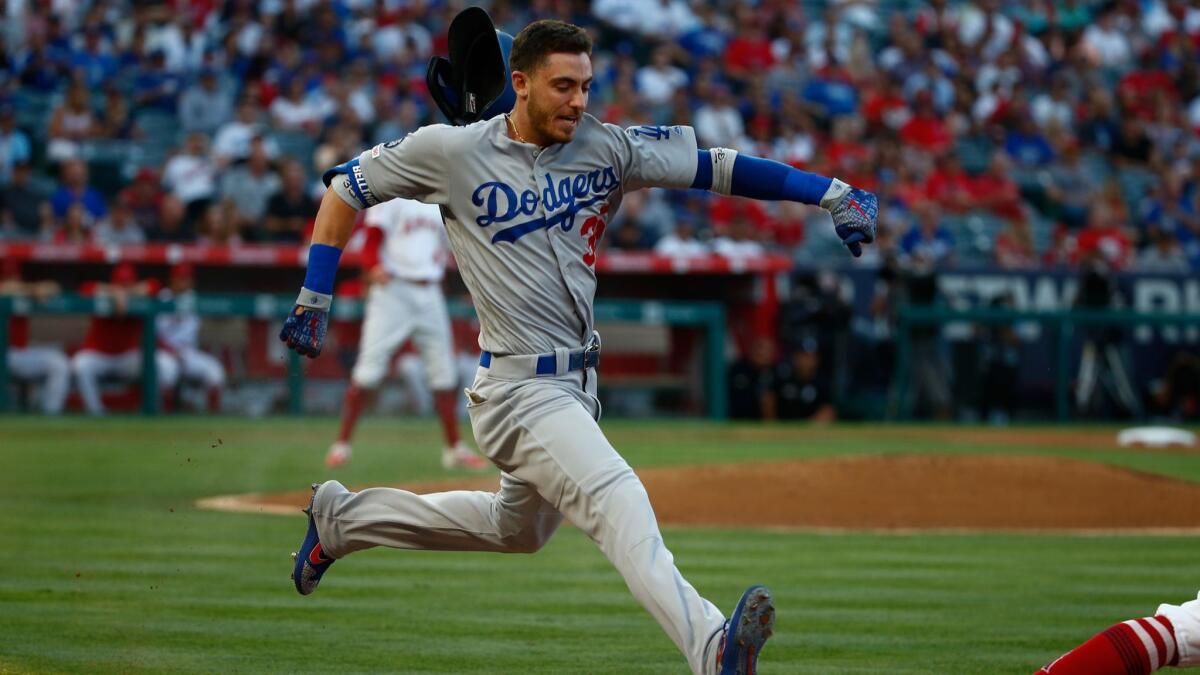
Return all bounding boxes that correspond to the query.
[111,263,137,284]
[170,262,195,282]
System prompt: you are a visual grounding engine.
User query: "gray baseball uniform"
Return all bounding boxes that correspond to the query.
[313,114,727,674]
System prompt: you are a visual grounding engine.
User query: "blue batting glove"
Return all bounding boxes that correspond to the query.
[279,288,331,358]
[820,180,878,258]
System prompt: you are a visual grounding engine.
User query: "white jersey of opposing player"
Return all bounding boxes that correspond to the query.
[364,198,448,283]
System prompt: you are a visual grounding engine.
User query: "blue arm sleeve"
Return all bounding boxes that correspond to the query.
[689,150,833,205]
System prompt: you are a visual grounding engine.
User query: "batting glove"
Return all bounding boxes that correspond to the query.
[820,179,878,258]
[279,288,331,358]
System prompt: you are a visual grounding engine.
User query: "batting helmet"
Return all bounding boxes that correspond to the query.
[426,7,515,126]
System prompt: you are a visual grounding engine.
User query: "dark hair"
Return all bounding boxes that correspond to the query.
[509,20,592,74]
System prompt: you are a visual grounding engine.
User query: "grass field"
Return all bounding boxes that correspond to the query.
[2,417,1198,674]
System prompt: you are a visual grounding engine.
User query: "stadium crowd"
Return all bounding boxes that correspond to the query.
[0,0,1198,272]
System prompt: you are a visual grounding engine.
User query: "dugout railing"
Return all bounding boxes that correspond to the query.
[0,294,727,418]
[893,306,1200,421]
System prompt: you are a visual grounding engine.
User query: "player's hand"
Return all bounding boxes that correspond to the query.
[279,288,331,358]
[365,266,391,286]
[820,180,878,258]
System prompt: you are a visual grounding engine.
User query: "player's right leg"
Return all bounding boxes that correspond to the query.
[1034,591,1200,673]
[70,349,114,415]
[468,372,752,675]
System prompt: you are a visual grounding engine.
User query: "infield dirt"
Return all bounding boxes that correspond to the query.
[218,451,1200,532]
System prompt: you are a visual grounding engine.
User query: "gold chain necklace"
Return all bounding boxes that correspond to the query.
[505,114,530,144]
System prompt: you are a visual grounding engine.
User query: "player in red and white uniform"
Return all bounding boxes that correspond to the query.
[1,259,70,414]
[71,263,180,415]
[326,197,487,470]
[156,263,225,412]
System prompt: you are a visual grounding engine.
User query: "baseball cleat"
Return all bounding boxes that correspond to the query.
[441,442,489,471]
[325,441,352,468]
[291,482,335,595]
[716,585,775,675]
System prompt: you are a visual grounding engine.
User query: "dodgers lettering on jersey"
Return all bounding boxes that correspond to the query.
[364,198,448,282]
[330,114,697,356]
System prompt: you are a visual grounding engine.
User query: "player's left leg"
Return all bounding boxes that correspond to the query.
[1034,591,1200,673]
[8,347,70,415]
[180,348,225,412]
[409,285,486,470]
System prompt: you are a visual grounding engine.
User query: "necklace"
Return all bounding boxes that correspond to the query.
[505,114,530,144]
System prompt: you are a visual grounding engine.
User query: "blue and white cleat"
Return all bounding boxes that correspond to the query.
[291,482,335,595]
[716,585,775,675]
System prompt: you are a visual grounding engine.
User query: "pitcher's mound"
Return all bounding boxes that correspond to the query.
[212,454,1200,533]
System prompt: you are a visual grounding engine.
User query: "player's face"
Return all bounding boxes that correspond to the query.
[519,52,592,144]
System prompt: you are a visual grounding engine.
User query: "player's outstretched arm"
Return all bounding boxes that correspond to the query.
[691,149,878,257]
[278,189,359,358]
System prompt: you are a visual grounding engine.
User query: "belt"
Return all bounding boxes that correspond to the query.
[479,335,601,378]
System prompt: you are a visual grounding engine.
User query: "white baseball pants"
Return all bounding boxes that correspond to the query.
[310,366,726,675]
[71,349,180,414]
[351,279,456,391]
[8,346,70,414]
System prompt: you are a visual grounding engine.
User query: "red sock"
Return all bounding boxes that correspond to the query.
[206,387,221,413]
[433,389,460,446]
[1036,616,1179,674]
[337,385,369,443]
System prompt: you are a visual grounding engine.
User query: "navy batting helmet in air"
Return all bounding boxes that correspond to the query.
[426,7,515,126]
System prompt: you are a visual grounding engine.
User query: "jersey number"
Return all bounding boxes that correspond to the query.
[580,205,609,267]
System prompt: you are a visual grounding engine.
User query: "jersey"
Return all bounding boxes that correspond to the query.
[363,198,448,283]
[330,114,698,356]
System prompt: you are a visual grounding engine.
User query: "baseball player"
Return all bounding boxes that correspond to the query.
[280,13,876,675]
[156,263,225,413]
[1,259,70,415]
[325,197,487,470]
[72,263,180,415]
[1035,592,1200,674]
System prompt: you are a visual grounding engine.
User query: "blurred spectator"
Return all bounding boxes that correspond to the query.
[1152,351,1200,421]
[372,96,423,146]
[977,294,1021,425]
[50,159,107,225]
[774,337,835,422]
[1080,8,1134,71]
[157,263,225,413]
[1042,143,1100,229]
[99,85,139,140]
[1073,202,1133,270]
[898,253,951,420]
[0,106,31,185]
[53,204,92,244]
[923,153,973,213]
[993,215,1039,269]
[117,168,165,233]
[71,264,179,416]
[1073,251,1140,417]
[218,138,280,234]
[146,194,191,242]
[899,91,953,154]
[46,81,99,162]
[723,10,775,88]
[270,77,324,133]
[197,201,242,245]
[1111,117,1155,166]
[0,162,52,239]
[1004,115,1056,169]
[693,84,746,150]
[161,132,216,222]
[132,50,183,113]
[69,27,118,88]
[712,215,766,258]
[606,219,654,251]
[728,337,778,420]
[1135,226,1191,273]
[263,159,315,242]
[179,68,234,135]
[213,100,278,167]
[635,45,689,107]
[92,201,146,245]
[0,260,70,415]
[969,152,1024,220]
[654,220,709,258]
[899,201,956,266]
